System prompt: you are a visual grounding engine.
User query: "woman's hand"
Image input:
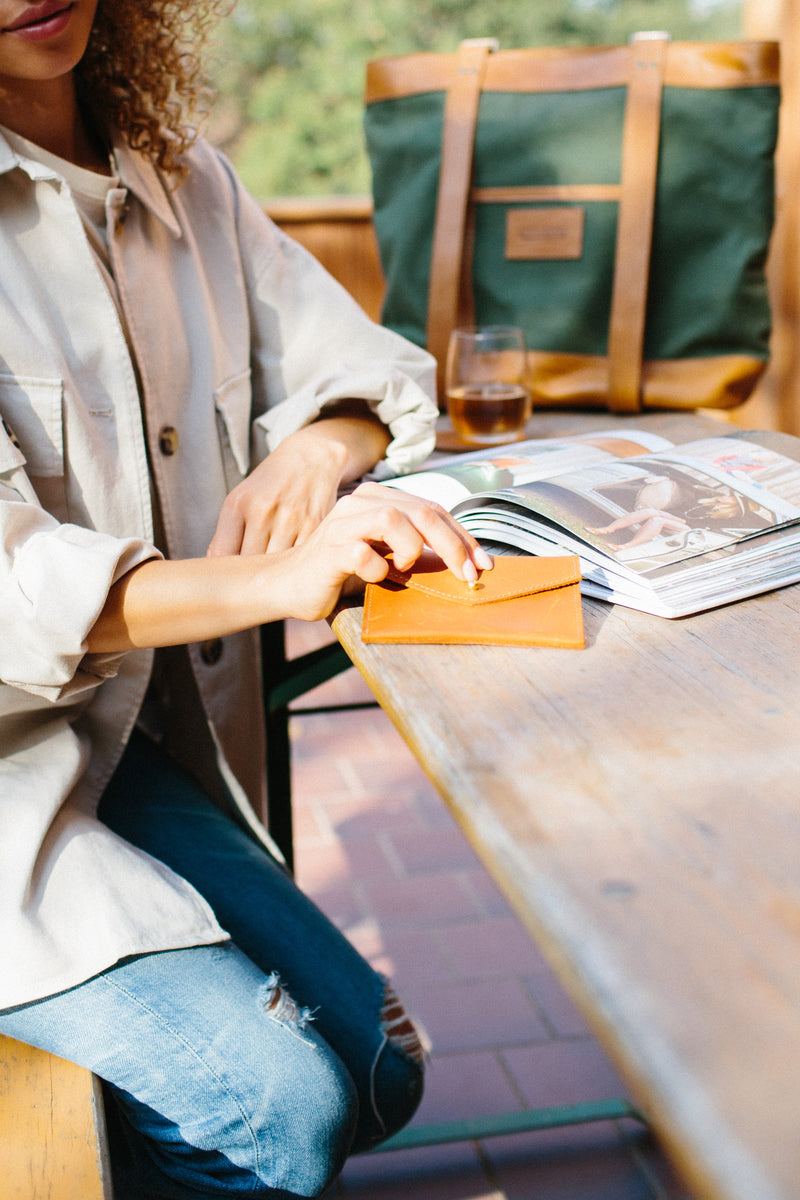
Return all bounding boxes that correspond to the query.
[89,483,491,653]
[267,482,494,623]
[207,410,391,557]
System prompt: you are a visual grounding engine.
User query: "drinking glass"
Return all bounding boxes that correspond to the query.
[445,325,531,445]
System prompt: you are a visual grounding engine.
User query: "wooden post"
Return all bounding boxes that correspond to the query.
[741,0,800,434]
[0,1034,112,1199]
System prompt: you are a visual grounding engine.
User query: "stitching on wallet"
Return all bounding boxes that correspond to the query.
[404,570,580,605]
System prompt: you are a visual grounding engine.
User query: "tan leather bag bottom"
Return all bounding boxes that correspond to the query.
[525,352,767,411]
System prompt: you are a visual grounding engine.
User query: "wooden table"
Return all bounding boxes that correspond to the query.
[331,410,800,1200]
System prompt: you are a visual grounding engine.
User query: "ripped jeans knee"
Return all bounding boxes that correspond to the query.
[2,943,363,1200]
[258,968,425,1157]
[380,979,426,1067]
[259,970,315,1034]
[350,978,426,1153]
[252,970,424,1166]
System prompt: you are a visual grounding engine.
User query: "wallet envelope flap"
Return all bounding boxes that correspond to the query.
[384,553,582,605]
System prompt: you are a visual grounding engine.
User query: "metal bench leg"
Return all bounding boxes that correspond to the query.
[373,1098,646,1152]
[261,620,376,872]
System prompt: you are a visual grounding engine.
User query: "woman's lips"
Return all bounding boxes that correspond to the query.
[3,2,73,38]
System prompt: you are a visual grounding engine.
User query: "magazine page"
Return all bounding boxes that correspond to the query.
[384,429,674,510]
[585,529,800,616]
[654,431,800,509]
[452,435,800,581]
[459,504,657,598]
[464,511,800,617]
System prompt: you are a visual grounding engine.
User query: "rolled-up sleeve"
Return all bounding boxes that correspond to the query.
[0,496,160,701]
[228,170,438,479]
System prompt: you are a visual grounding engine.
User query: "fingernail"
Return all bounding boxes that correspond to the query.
[462,559,478,583]
[475,547,494,570]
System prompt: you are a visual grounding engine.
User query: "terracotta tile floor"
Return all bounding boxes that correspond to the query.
[282,619,696,1200]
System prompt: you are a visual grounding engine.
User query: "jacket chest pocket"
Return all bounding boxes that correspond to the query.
[0,376,67,519]
[214,369,252,490]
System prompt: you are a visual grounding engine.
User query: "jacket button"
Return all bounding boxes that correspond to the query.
[114,200,130,236]
[158,426,179,456]
[200,638,224,665]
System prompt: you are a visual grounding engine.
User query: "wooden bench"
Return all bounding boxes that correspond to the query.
[0,1033,112,1198]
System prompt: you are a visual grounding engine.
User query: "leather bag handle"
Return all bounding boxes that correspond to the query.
[426,38,497,403]
[606,31,670,412]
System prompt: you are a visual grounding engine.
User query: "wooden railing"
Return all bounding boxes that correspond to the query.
[265,196,385,323]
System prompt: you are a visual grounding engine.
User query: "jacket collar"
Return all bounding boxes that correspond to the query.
[109,130,182,238]
[0,125,182,238]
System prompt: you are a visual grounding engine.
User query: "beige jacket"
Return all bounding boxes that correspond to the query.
[0,130,437,1008]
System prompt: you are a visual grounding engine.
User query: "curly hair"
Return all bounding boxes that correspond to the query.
[76,0,233,176]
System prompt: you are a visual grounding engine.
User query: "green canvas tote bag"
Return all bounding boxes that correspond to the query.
[364,33,780,412]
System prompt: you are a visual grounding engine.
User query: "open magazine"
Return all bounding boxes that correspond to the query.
[385,427,800,618]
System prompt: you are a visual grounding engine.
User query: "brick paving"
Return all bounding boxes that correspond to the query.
[282,619,695,1200]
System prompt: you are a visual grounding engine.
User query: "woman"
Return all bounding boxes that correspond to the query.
[0,1,492,1196]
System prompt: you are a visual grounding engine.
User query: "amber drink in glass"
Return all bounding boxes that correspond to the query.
[445,325,531,445]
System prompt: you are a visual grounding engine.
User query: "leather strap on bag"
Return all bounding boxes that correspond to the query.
[426,38,497,402]
[606,31,670,413]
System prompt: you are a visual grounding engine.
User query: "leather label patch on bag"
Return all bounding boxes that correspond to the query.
[505,207,585,260]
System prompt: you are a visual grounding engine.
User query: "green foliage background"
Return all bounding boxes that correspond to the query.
[205,0,742,199]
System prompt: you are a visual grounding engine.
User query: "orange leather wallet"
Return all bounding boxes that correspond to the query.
[361,553,584,648]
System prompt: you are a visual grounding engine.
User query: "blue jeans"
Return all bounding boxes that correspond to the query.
[0,730,424,1198]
